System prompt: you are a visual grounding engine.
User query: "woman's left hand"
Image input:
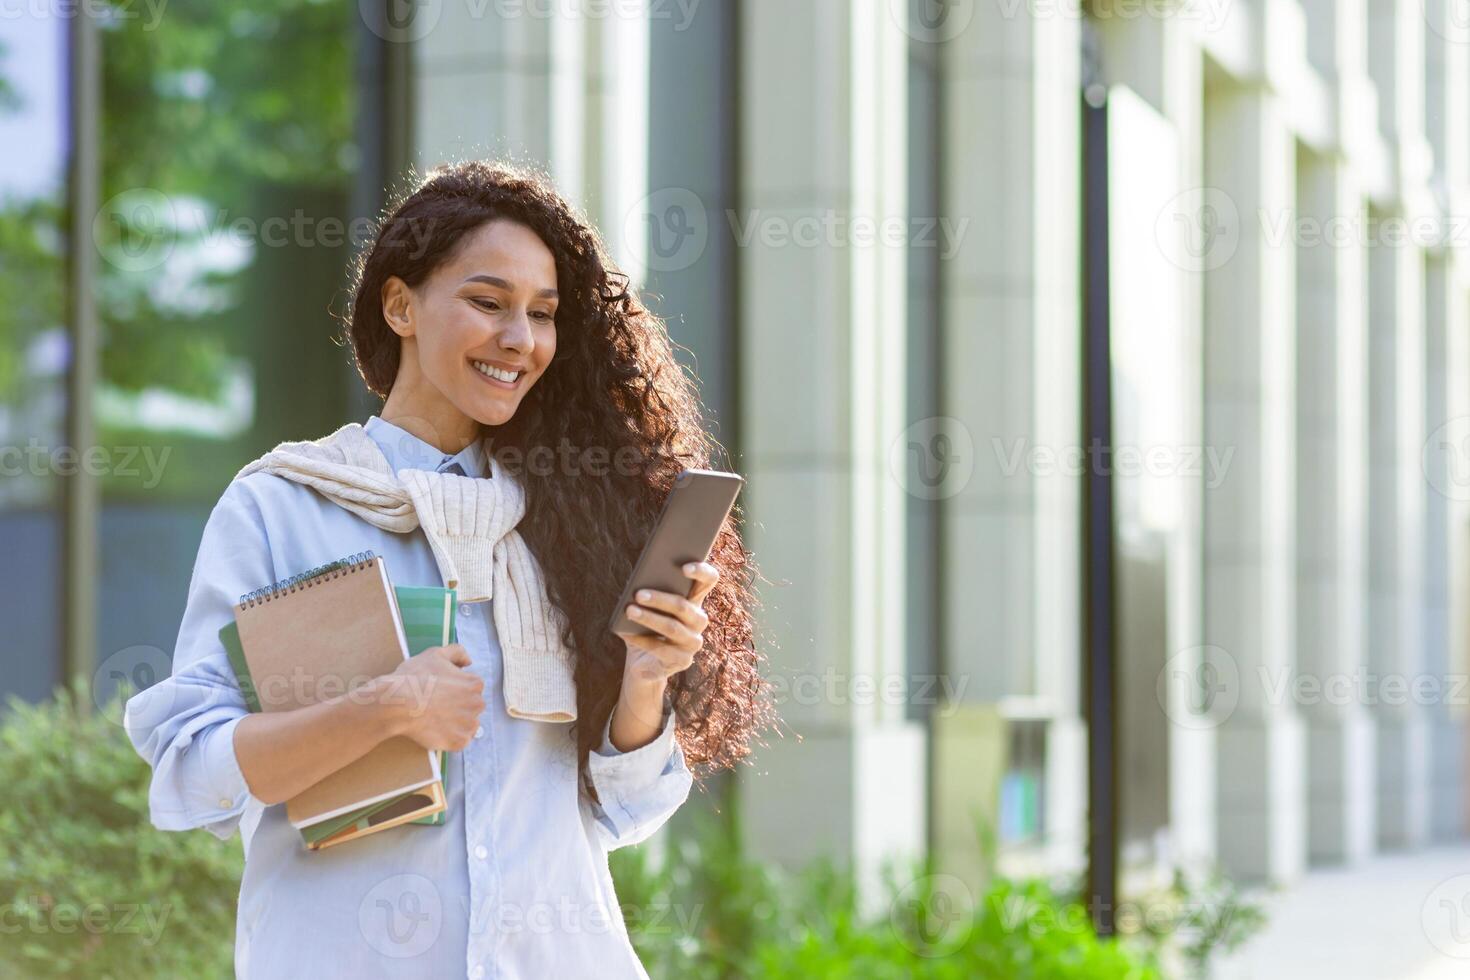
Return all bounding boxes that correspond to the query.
[615,561,719,686]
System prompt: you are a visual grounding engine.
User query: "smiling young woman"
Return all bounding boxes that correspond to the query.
[125,160,773,979]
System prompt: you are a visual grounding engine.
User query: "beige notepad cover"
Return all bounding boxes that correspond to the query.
[233,556,440,828]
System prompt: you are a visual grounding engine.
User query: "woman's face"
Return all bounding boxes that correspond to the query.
[382,218,559,430]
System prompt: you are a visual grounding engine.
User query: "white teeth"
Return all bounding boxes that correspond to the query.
[473,361,520,383]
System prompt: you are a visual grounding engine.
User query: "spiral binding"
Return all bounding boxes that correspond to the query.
[238,550,377,607]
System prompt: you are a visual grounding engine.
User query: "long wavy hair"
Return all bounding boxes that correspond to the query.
[340,160,772,796]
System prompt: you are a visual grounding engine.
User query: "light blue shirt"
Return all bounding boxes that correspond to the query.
[124,416,692,979]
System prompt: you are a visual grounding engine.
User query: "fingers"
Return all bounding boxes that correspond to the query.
[625,602,702,650]
[682,561,720,602]
[632,588,711,633]
[440,643,472,668]
[628,636,697,674]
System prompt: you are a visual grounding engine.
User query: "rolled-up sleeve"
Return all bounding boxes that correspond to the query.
[123,479,273,842]
[585,703,693,850]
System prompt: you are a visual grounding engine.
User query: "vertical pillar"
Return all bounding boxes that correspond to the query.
[1295,0,1377,867]
[1295,151,1376,865]
[1366,0,1432,851]
[1422,0,1468,843]
[937,5,1085,882]
[736,0,924,903]
[1202,80,1306,883]
[409,5,648,276]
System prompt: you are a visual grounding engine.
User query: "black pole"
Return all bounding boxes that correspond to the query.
[1081,86,1118,937]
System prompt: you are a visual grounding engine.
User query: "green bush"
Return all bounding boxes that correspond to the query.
[0,683,244,979]
[610,812,1168,979]
[0,686,1258,978]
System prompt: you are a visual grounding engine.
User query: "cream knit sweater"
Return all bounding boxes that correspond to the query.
[234,422,578,723]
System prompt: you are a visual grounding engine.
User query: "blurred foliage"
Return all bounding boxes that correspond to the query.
[0,683,243,978]
[610,811,1187,980]
[95,0,354,401]
[0,1,355,462]
[2,684,1262,978]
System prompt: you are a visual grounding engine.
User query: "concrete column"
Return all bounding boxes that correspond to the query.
[1295,150,1376,865]
[1422,0,1469,843]
[1202,80,1306,883]
[1092,6,1214,871]
[1365,0,1432,851]
[735,0,924,902]
[934,4,1085,883]
[1295,0,1377,867]
[410,5,648,275]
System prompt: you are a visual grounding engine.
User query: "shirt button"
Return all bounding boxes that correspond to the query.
[470,967,485,979]
[218,797,232,808]
[459,603,472,616]
[474,726,484,739]
[474,845,488,860]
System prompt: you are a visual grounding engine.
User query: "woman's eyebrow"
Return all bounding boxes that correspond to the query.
[463,273,558,299]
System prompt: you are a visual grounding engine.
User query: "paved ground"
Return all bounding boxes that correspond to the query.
[1213,845,1470,979]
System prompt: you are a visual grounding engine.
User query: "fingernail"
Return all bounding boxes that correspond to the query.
[637,590,652,602]
[627,605,641,617]
[683,563,696,574]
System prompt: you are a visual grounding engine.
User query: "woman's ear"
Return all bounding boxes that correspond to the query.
[381,276,416,338]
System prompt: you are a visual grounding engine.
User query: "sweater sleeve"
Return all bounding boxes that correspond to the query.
[123,479,274,841]
[583,703,693,850]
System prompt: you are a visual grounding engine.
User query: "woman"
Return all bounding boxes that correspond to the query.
[124,160,770,978]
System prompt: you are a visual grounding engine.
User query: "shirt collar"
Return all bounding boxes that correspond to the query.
[364,415,487,479]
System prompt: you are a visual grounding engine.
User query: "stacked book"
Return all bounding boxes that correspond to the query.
[220,551,454,850]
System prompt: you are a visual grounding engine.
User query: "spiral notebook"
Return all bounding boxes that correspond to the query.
[225,552,445,846]
[220,582,456,849]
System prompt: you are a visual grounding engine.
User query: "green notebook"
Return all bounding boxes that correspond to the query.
[220,583,458,848]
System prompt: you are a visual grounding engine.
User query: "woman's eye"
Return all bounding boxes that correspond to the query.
[472,298,500,312]
[532,310,554,321]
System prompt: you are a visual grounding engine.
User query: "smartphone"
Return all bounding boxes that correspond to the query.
[607,468,745,636]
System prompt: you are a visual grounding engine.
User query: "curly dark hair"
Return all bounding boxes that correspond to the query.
[340,159,773,795]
